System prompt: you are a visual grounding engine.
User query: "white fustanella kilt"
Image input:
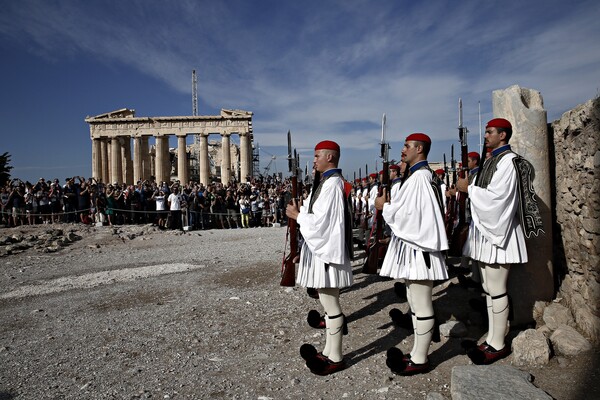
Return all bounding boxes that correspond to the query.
[380,235,448,281]
[296,242,353,289]
[462,223,528,265]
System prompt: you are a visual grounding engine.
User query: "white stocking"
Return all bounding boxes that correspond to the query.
[480,264,493,345]
[406,280,434,364]
[405,281,416,329]
[483,264,510,350]
[318,288,343,362]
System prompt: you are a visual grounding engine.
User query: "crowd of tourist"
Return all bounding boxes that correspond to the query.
[0,175,306,231]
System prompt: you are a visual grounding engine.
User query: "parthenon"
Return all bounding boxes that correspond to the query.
[85,108,254,185]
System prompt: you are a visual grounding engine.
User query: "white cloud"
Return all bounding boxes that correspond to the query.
[2,0,599,180]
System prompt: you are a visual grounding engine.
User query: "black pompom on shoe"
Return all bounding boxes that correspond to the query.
[307,309,326,329]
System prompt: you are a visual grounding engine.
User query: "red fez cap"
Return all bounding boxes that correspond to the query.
[361,177,367,182]
[389,164,400,171]
[405,133,431,144]
[369,173,377,179]
[468,151,480,159]
[379,170,384,175]
[435,169,444,175]
[486,118,512,129]
[354,178,360,183]
[315,140,340,152]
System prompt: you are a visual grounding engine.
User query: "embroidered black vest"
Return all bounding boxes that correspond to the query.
[474,145,544,238]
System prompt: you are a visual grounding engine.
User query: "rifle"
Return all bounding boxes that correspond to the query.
[448,98,470,256]
[444,144,457,240]
[443,153,449,187]
[363,113,390,274]
[280,130,298,287]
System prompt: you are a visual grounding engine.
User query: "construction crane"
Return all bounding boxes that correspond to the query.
[263,155,277,176]
[192,70,198,116]
[258,146,281,176]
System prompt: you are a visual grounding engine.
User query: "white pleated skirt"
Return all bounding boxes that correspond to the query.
[296,242,353,289]
[379,235,448,281]
[463,225,528,264]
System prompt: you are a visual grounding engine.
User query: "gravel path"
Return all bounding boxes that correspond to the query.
[0,224,597,399]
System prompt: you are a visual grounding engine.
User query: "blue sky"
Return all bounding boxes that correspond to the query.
[1,0,599,183]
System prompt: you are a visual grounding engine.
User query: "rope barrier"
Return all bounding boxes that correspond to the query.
[1,206,278,219]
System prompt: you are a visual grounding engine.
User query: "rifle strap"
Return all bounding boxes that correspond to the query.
[308,169,340,213]
[426,167,445,220]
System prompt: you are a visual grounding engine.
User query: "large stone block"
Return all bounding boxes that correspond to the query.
[543,303,574,331]
[550,324,593,355]
[573,306,600,344]
[451,365,552,400]
[512,329,551,366]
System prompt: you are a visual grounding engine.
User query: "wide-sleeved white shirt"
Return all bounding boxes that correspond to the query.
[297,172,348,265]
[464,150,528,264]
[382,169,448,253]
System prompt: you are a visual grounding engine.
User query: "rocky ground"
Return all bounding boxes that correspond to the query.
[0,224,598,400]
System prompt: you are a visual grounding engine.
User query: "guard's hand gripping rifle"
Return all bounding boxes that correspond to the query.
[363,114,390,274]
[280,131,299,287]
[448,98,470,256]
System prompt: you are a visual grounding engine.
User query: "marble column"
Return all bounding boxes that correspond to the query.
[240,132,249,183]
[122,138,133,185]
[199,134,210,185]
[133,137,142,184]
[162,136,171,182]
[177,135,188,184]
[221,133,231,184]
[100,138,109,184]
[92,138,102,181]
[110,138,122,185]
[247,134,254,178]
[141,136,150,181]
[492,84,554,325]
[149,146,156,180]
[155,136,166,184]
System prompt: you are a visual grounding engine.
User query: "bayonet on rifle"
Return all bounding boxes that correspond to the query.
[443,153,449,187]
[363,113,390,274]
[447,98,470,256]
[287,130,293,173]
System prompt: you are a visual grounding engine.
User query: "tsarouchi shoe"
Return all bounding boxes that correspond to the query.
[467,343,510,365]
[306,355,347,376]
[389,308,412,329]
[386,348,430,376]
[396,358,431,376]
[385,347,410,371]
[307,310,326,329]
[299,343,327,362]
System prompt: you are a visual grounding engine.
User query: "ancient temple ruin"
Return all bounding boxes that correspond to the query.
[85,108,254,185]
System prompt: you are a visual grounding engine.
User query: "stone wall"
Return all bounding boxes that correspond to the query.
[552,97,600,343]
